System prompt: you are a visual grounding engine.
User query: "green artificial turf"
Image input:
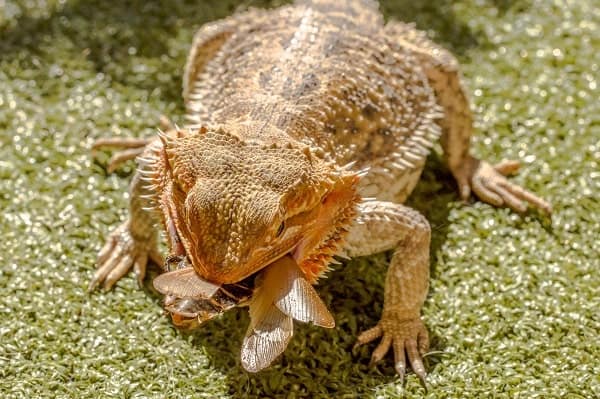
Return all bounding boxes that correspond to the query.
[0,0,598,397]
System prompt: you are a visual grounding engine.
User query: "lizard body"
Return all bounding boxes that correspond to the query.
[90,0,551,381]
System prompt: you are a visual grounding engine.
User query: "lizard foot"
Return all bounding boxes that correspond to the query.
[355,316,429,385]
[91,137,150,173]
[455,157,552,214]
[88,222,163,291]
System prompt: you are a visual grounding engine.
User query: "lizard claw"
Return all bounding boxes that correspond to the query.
[355,316,429,386]
[89,222,162,291]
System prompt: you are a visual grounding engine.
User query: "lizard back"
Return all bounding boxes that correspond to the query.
[184,0,442,200]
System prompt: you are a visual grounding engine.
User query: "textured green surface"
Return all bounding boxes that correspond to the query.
[0,0,598,397]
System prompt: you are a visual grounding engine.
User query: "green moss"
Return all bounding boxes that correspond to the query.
[0,0,598,397]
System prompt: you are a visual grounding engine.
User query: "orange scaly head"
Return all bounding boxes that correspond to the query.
[141,124,359,291]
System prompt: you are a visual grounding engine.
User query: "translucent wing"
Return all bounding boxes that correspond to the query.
[241,305,293,373]
[153,267,221,299]
[275,273,335,328]
[259,255,335,328]
[240,255,335,372]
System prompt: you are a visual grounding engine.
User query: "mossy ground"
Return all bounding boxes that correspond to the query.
[0,0,598,398]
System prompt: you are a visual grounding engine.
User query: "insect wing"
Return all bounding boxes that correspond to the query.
[275,275,335,328]
[153,267,221,299]
[241,305,293,373]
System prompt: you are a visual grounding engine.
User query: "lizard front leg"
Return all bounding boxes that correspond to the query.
[342,201,430,383]
[89,172,162,291]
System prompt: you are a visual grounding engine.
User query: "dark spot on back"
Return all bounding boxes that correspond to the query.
[362,103,378,119]
[258,71,271,89]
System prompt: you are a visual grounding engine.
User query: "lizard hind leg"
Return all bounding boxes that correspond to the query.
[92,137,150,173]
[384,21,551,214]
[91,116,190,173]
[90,115,176,173]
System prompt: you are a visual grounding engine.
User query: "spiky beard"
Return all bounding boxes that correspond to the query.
[297,190,360,284]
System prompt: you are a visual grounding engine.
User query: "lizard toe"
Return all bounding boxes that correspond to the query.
[106,148,146,173]
[493,159,521,176]
[354,324,382,350]
[91,136,150,173]
[369,334,392,365]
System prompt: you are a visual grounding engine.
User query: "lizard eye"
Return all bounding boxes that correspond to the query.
[276,221,285,237]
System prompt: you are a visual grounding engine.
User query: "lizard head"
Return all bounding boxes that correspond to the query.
[142,125,359,287]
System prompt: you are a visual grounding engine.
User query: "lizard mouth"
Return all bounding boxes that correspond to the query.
[160,225,297,329]
[166,243,355,331]
[164,270,257,330]
[162,240,312,330]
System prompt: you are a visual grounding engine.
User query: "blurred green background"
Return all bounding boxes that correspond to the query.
[0,0,598,397]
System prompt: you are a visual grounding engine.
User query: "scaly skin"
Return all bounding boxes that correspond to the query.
[90,0,552,381]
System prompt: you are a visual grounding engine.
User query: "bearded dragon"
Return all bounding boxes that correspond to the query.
[89,0,551,383]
